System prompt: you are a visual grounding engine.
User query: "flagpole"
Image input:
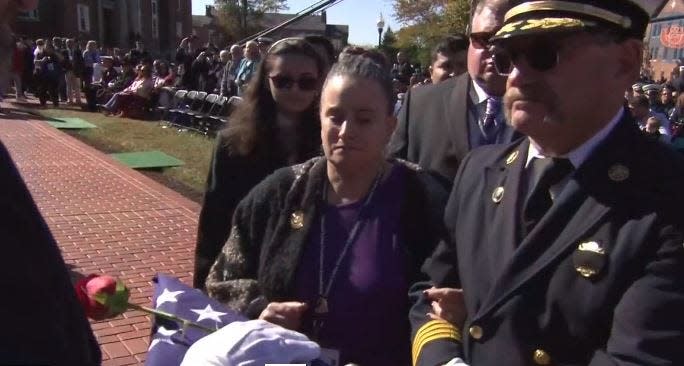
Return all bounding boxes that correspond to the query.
[235,0,341,46]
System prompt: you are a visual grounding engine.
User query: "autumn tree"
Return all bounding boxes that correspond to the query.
[215,0,288,42]
[378,26,399,61]
[392,0,471,64]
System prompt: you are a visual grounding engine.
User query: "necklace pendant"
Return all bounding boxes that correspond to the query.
[315,296,328,314]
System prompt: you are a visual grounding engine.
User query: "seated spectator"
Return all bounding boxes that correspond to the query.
[82,56,119,111]
[100,57,119,86]
[100,64,154,119]
[153,61,177,108]
[153,60,175,88]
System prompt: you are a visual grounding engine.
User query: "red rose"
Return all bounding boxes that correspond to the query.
[75,274,130,320]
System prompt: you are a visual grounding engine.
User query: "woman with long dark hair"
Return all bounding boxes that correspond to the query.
[194,38,326,289]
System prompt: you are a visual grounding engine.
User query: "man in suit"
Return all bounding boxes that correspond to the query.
[388,0,519,185]
[411,1,684,366]
[0,0,101,364]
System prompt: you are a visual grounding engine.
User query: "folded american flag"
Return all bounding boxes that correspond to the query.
[144,274,247,366]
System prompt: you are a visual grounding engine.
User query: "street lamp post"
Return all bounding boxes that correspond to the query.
[376,14,385,47]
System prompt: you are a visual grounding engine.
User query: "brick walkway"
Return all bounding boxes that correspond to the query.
[0,103,201,365]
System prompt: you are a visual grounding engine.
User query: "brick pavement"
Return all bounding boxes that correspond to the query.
[0,104,201,365]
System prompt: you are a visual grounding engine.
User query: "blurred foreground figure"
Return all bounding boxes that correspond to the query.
[0,0,101,364]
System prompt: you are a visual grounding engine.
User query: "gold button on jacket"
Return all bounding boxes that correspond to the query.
[533,349,551,365]
[469,325,483,340]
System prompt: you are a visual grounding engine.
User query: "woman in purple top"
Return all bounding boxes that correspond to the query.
[206,48,449,365]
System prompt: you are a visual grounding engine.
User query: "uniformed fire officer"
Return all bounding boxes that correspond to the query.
[411,1,684,365]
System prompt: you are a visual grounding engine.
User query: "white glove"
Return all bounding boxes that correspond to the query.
[181,319,321,366]
[443,357,469,366]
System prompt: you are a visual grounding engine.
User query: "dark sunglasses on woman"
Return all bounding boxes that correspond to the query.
[269,75,319,91]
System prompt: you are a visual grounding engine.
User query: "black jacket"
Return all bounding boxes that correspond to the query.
[411,112,684,366]
[193,131,321,289]
[205,157,448,311]
[0,140,101,365]
[61,47,85,76]
[388,73,520,186]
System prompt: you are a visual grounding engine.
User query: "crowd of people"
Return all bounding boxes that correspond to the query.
[1,0,684,365]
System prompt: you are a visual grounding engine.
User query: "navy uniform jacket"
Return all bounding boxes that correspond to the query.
[0,141,101,365]
[411,113,684,366]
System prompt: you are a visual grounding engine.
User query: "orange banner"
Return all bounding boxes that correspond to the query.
[661,25,684,48]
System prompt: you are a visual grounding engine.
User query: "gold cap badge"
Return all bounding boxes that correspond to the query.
[573,241,607,279]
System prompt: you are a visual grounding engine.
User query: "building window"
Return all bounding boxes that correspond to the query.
[176,21,183,38]
[152,0,159,39]
[152,19,159,39]
[77,4,90,32]
[17,9,39,21]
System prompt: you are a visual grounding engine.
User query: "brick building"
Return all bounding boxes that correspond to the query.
[192,6,349,51]
[12,0,192,57]
[645,0,684,80]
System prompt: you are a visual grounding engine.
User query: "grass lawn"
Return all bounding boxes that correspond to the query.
[34,107,214,202]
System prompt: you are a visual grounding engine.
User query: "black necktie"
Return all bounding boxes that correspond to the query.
[521,157,573,236]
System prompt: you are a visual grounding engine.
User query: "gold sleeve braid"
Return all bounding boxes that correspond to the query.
[412,320,461,366]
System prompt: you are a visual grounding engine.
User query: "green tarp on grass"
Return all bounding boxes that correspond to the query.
[109,151,184,169]
[46,117,97,129]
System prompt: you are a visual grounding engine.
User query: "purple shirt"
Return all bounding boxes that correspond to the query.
[294,164,411,365]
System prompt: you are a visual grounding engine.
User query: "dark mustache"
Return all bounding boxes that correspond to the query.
[505,87,552,105]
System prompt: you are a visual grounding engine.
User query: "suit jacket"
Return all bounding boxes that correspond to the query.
[0,141,101,365]
[388,73,520,186]
[411,112,684,366]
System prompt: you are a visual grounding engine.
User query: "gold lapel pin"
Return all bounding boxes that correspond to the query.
[290,210,304,230]
[573,241,607,279]
[506,150,519,165]
[608,164,629,182]
[491,186,505,203]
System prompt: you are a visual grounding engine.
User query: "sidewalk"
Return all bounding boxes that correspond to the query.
[0,102,201,365]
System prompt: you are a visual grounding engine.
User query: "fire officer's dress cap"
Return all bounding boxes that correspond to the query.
[491,0,664,41]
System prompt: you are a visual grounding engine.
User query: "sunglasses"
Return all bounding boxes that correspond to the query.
[469,31,496,49]
[492,39,562,76]
[269,75,318,91]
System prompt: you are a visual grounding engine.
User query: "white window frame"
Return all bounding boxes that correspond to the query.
[17,9,39,21]
[176,21,183,38]
[77,4,90,33]
[152,0,159,39]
